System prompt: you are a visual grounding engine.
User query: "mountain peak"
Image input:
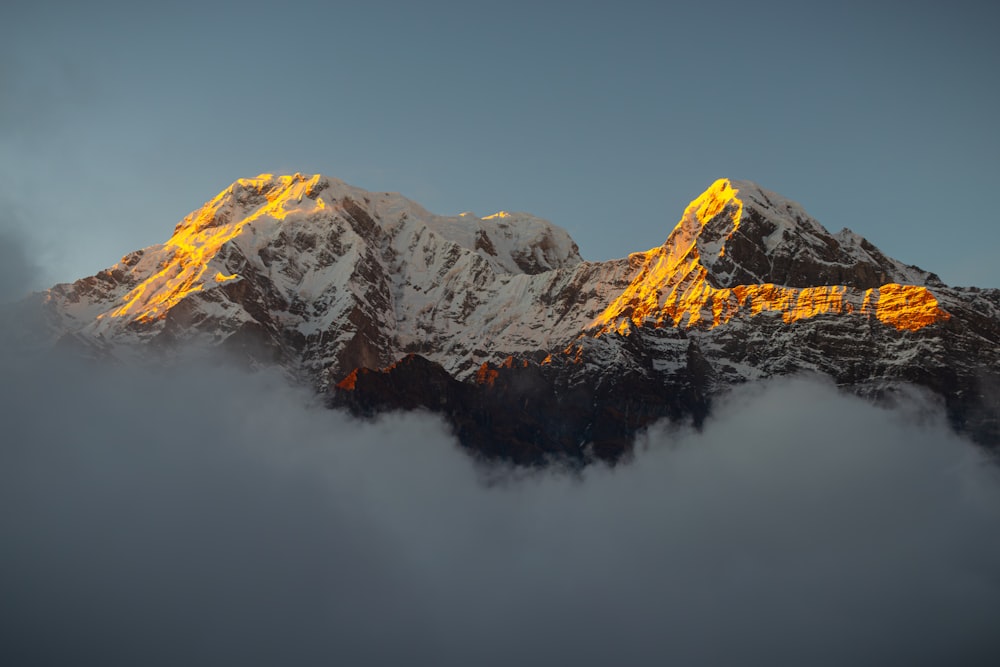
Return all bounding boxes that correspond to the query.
[590,178,948,334]
[34,174,1000,460]
[44,172,585,342]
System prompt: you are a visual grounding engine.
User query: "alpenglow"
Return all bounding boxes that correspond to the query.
[38,174,1000,463]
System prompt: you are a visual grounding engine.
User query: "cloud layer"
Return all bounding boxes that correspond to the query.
[1,349,999,666]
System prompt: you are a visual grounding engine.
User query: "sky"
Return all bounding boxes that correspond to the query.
[2,0,999,290]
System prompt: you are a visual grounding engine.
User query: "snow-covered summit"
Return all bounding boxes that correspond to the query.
[590,178,949,333]
[689,178,937,289]
[42,173,602,379]
[33,174,1000,457]
[174,173,582,274]
[41,174,962,385]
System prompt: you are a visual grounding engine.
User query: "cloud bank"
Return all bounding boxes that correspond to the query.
[1,345,999,666]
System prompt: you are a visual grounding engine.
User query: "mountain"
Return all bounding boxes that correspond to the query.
[36,173,1000,463]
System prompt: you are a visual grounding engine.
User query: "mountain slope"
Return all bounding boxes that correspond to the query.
[38,174,1000,462]
[44,173,617,381]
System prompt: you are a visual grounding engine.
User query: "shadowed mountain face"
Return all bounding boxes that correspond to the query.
[37,174,1000,463]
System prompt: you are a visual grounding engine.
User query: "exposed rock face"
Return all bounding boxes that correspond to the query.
[334,349,712,465]
[37,174,1000,463]
[590,179,949,334]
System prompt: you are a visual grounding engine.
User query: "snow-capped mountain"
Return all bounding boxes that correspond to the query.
[37,174,1000,462]
[43,173,626,382]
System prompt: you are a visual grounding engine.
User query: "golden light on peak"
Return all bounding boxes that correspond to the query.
[693,178,740,224]
[109,174,330,324]
[237,174,275,187]
[483,211,512,220]
[590,181,949,334]
[592,264,949,333]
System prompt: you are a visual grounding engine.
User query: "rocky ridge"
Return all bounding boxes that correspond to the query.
[37,174,1000,462]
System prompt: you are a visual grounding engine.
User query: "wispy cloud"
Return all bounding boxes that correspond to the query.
[0,218,41,304]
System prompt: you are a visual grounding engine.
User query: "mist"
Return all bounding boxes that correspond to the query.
[0,222,41,305]
[1,341,999,666]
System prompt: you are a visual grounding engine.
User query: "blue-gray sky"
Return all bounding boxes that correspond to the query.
[3,0,998,288]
